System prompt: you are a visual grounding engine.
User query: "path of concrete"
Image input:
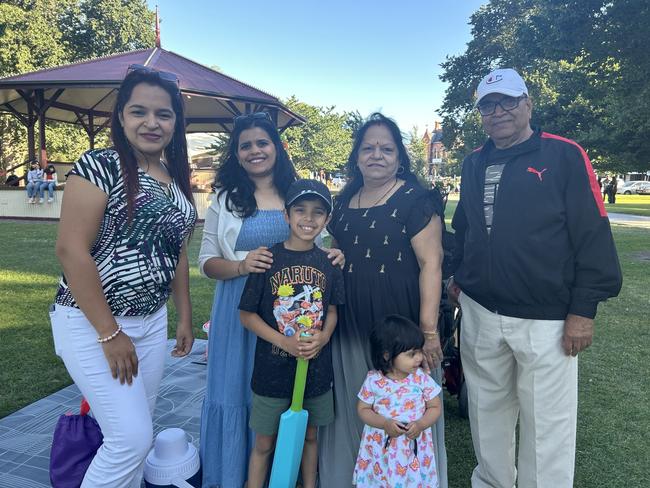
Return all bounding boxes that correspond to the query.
[608,212,650,228]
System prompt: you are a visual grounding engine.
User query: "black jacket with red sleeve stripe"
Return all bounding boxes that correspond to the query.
[451,129,622,320]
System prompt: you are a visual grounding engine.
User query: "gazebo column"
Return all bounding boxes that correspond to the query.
[32,88,64,167]
[88,113,95,149]
[75,110,95,149]
[95,118,111,139]
[13,90,37,161]
[37,90,47,167]
[27,103,36,162]
[90,117,111,147]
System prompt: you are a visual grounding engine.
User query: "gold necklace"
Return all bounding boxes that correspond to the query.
[157,161,172,197]
[142,159,172,197]
[358,178,398,209]
[158,179,171,197]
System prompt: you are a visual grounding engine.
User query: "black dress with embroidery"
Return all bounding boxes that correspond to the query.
[330,181,442,340]
[318,179,448,487]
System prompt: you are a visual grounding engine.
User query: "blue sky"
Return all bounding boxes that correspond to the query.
[147,0,486,136]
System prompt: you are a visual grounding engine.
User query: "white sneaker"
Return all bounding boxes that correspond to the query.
[28,197,34,204]
[47,197,54,203]
[39,198,45,204]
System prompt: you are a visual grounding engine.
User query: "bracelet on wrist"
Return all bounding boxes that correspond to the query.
[237,260,244,276]
[422,329,438,339]
[97,325,122,343]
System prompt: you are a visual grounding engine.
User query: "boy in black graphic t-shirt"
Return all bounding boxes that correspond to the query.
[239,179,345,488]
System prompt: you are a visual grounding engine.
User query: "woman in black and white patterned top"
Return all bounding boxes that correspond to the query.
[51,66,196,487]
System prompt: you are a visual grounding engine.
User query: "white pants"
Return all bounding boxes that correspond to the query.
[50,304,168,488]
[459,293,578,488]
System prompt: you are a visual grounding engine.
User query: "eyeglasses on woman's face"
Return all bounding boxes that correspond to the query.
[477,95,527,116]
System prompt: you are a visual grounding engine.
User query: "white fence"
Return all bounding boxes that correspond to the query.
[0,189,214,221]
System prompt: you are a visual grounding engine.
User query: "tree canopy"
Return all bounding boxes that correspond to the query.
[282,96,354,173]
[438,0,650,173]
[0,0,155,171]
[0,0,154,75]
[406,127,428,181]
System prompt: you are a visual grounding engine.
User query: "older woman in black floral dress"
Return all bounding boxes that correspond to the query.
[318,113,447,487]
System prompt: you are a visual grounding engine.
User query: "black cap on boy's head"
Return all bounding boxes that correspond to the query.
[285,179,333,214]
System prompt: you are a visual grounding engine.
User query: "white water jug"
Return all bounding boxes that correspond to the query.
[143,428,201,488]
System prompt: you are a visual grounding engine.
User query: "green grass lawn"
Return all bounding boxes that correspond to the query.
[605,193,650,217]
[341,190,650,221]
[444,192,650,219]
[1,219,648,487]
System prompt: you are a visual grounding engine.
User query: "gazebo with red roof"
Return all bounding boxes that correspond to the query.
[0,46,304,165]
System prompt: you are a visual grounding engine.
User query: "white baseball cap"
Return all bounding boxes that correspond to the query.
[475,68,528,106]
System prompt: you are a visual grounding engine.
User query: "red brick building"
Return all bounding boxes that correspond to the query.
[423,121,447,177]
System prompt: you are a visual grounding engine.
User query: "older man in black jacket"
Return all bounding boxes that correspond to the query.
[448,68,622,488]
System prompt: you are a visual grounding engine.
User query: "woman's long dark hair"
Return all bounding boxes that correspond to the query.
[338,112,418,203]
[215,116,297,218]
[110,70,194,221]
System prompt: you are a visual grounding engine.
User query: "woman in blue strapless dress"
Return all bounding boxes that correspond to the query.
[198,113,344,487]
[198,113,296,488]
[201,209,288,488]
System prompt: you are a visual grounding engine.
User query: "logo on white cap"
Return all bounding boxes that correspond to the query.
[475,68,528,106]
[485,74,503,85]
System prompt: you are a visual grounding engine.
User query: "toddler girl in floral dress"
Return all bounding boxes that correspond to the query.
[353,315,442,487]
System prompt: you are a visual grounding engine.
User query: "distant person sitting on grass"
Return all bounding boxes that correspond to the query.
[26,160,43,204]
[239,179,345,488]
[40,164,58,203]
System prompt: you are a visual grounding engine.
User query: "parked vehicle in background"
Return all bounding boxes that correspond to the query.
[331,173,346,187]
[634,182,650,195]
[617,182,634,194]
[617,181,650,195]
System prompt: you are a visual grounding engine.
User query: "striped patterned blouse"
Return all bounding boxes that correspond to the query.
[55,149,197,316]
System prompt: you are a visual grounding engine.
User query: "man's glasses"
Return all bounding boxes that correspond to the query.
[477,95,527,116]
[127,64,180,89]
[233,112,273,127]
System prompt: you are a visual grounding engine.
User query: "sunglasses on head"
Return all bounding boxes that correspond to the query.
[233,111,273,127]
[127,64,180,89]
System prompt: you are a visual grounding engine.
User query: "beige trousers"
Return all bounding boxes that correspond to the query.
[459,292,578,488]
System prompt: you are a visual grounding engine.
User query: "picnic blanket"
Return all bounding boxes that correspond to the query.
[0,339,207,488]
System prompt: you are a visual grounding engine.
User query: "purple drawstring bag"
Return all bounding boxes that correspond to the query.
[50,398,103,488]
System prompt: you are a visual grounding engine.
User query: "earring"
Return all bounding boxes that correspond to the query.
[169,137,176,160]
[397,165,405,175]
